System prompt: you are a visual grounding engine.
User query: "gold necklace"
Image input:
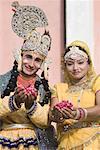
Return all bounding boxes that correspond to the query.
[67,79,92,93]
[66,75,96,107]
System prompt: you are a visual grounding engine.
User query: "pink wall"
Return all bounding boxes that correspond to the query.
[94,1,100,74]
[0,0,64,85]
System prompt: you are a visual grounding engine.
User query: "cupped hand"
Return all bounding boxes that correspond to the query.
[24,86,38,109]
[61,107,76,119]
[24,91,38,109]
[52,100,76,120]
[14,87,27,108]
[49,107,64,123]
[17,84,38,109]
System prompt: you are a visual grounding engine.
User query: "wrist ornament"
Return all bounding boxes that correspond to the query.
[26,101,37,115]
[9,95,21,111]
[74,108,88,120]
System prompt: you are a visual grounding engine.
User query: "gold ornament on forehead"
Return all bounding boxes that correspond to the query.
[64,46,88,61]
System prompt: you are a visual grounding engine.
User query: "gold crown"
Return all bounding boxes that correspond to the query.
[11,1,48,38]
[11,1,51,57]
[21,30,51,57]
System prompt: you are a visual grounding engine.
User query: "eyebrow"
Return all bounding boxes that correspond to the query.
[35,57,43,60]
[25,54,33,57]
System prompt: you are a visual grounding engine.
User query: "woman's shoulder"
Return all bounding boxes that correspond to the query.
[92,75,100,92]
[92,75,100,85]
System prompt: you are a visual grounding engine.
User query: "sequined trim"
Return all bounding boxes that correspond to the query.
[21,30,51,56]
[26,101,37,115]
[0,137,38,148]
[0,71,12,95]
[59,132,99,150]
[63,121,99,132]
[35,126,58,150]
[71,132,99,150]
[1,124,35,130]
[9,95,20,112]
[11,1,48,39]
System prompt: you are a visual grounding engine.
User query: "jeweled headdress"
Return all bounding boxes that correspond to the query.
[64,46,88,61]
[11,1,51,57]
[11,1,48,38]
[11,1,51,76]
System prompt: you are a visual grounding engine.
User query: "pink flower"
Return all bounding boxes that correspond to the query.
[24,86,38,97]
[54,100,73,110]
[17,84,38,97]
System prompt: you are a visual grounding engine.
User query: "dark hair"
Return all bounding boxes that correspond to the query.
[35,70,51,106]
[43,30,51,51]
[64,46,91,64]
[1,60,19,98]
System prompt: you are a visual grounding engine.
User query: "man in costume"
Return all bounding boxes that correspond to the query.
[0,1,57,150]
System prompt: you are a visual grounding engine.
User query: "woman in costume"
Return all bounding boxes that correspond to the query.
[50,40,100,149]
[0,1,57,150]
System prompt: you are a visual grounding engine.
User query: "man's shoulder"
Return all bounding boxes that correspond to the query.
[0,70,12,93]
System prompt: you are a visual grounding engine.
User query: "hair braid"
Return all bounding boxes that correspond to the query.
[1,60,19,98]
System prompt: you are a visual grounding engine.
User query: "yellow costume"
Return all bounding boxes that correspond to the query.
[0,1,57,149]
[52,41,100,150]
[0,91,49,150]
[0,71,56,149]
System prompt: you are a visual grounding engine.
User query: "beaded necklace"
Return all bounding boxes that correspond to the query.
[66,75,96,107]
[66,78,89,108]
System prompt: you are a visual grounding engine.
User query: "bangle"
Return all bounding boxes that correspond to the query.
[74,108,88,120]
[83,108,88,119]
[9,95,21,112]
[74,109,80,120]
[78,108,84,120]
[26,101,37,115]
[78,108,88,120]
[13,98,21,109]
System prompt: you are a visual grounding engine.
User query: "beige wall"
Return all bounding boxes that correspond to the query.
[94,1,100,74]
[66,0,100,75]
[0,0,64,85]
